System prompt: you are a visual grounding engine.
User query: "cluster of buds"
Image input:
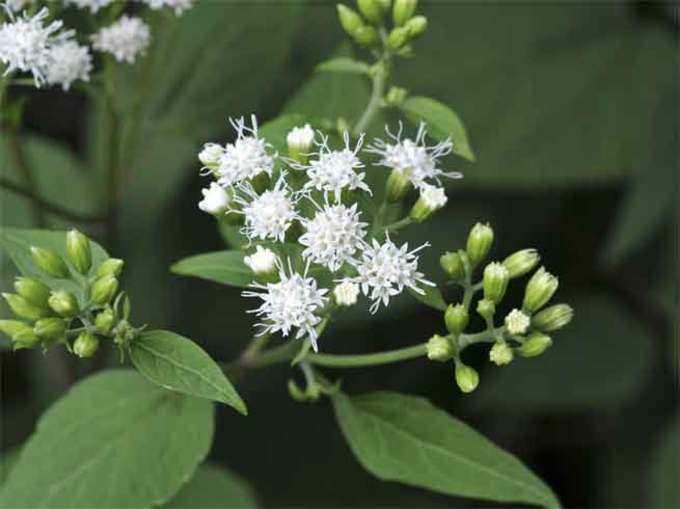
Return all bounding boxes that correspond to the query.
[337,0,427,54]
[0,229,139,358]
[428,223,573,393]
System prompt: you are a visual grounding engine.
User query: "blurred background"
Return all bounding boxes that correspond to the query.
[1,1,678,507]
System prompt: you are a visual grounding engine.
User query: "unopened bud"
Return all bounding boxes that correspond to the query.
[523,267,558,313]
[337,4,363,35]
[0,320,34,342]
[352,25,378,46]
[404,15,427,38]
[357,0,385,23]
[393,0,417,26]
[96,258,124,278]
[90,275,119,306]
[385,86,407,107]
[385,169,411,202]
[455,362,479,393]
[287,124,315,163]
[12,327,40,349]
[489,342,513,366]
[31,247,69,278]
[73,332,99,358]
[34,317,67,340]
[504,308,530,335]
[440,251,465,279]
[198,143,224,169]
[476,298,495,320]
[519,332,552,358]
[532,304,573,332]
[409,184,447,222]
[426,334,453,361]
[483,262,509,304]
[14,277,50,308]
[444,304,469,335]
[95,307,115,334]
[66,229,92,274]
[466,223,494,266]
[333,281,360,307]
[2,293,49,321]
[387,26,409,50]
[243,246,278,281]
[503,249,540,279]
[48,291,79,317]
[198,182,231,216]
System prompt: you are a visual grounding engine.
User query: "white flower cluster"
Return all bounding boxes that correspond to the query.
[197,116,460,351]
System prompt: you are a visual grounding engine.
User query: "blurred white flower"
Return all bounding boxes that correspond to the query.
[198,143,225,169]
[91,16,150,64]
[44,40,92,91]
[333,281,360,307]
[505,308,530,335]
[64,0,114,13]
[5,0,33,13]
[198,182,230,215]
[286,124,315,154]
[243,246,278,276]
[143,0,194,15]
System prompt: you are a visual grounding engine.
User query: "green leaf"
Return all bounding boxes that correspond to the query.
[164,463,258,508]
[401,96,475,162]
[408,285,447,311]
[171,251,252,288]
[649,414,680,507]
[0,370,214,508]
[333,391,559,508]
[130,329,247,414]
[316,57,371,75]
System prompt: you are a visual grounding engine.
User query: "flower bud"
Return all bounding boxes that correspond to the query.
[404,15,427,38]
[352,25,378,46]
[455,362,479,393]
[444,303,469,335]
[393,0,417,26]
[90,275,119,306]
[503,249,540,279]
[385,86,407,107]
[409,184,447,222]
[34,317,67,340]
[287,379,308,402]
[518,332,552,358]
[0,319,33,340]
[287,124,315,163]
[489,342,513,366]
[48,291,79,317]
[387,26,409,50]
[357,0,385,23]
[94,307,115,334]
[523,267,558,313]
[198,143,224,169]
[12,327,40,349]
[532,304,573,332]
[14,277,50,307]
[337,4,363,35]
[2,293,49,321]
[243,246,278,281]
[66,229,92,274]
[476,298,495,320]
[333,281,360,307]
[440,251,464,279]
[426,334,453,362]
[385,169,411,202]
[483,262,509,304]
[504,308,530,335]
[31,247,69,278]
[96,258,124,278]
[198,182,231,216]
[73,331,99,358]
[466,223,494,266]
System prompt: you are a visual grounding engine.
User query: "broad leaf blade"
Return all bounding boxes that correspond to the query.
[164,463,258,508]
[316,57,370,75]
[333,391,559,508]
[171,251,252,288]
[130,330,246,414]
[408,285,447,311]
[0,370,213,509]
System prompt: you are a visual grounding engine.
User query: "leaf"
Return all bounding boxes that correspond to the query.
[130,329,247,414]
[649,414,680,508]
[333,391,559,508]
[164,463,258,508]
[316,57,371,75]
[401,96,475,162]
[0,370,214,508]
[171,251,252,288]
[408,285,447,311]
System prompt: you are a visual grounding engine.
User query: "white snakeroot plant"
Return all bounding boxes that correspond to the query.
[44,40,93,91]
[333,281,360,307]
[286,123,315,154]
[91,16,151,64]
[505,308,530,335]
[198,182,231,215]
[243,246,277,276]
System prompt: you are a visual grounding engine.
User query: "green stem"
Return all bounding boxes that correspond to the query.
[306,343,427,368]
[353,62,387,136]
[384,216,413,233]
[103,61,121,247]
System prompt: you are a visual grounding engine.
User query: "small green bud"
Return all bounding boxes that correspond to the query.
[2,293,49,321]
[287,379,308,402]
[337,4,363,35]
[385,169,411,202]
[483,262,509,304]
[14,277,50,307]
[523,267,559,313]
[385,86,408,107]
[357,0,385,23]
[66,229,92,275]
[426,334,453,362]
[95,307,115,334]
[0,319,33,340]
[503,249,540,279]
[387,26,409,50]
[455,362,479,393]
[440,251,465,279]
[519,332,553,358]
[404,15,427,38]
[476,298,495,320]
[352,25,379,46]
[90,275,119,306]
[73,332,99,358]
[34,317,67,340]
[393,0,417,26]
[466,222,494,266]
[444,304,469,335]
[48,291,79,317]
[409,185,447,222]
[31,247,69,278]
[489,342,513,366]
[96,258,124,278]
[532,304,573,332]
[12,327,40,349]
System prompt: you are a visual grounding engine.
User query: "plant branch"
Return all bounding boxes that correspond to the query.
[6,130,45,226]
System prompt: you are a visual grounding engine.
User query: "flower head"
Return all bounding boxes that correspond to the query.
[333,281,360,307]
[243,246,277,276]
[286,124,315,154]
[242,260,329,351]
[299,201,367,272]
[64,0,114,13]
[44,40,92,91]
[198,182,230,215]
[367,122,461,189]
[504,308,530,335]
[91,16,150,64]
[143,0,194,15]
[198,143,225,168]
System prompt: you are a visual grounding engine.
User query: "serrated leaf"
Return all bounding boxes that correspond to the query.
[333,391,559,508]
[316,57,371,75]
[164,463,258,508]
[401,96,475,162]
[171,251,252,288]
[408,284,447,311]
[130,329,246,414]
[0,370,214,509]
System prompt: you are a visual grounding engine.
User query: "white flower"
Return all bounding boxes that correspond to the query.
[234,173,298,243]
[243,246,277,276]
[292,132,370,202]
[198,182,230,215]
[143,0,194,15]
[0,7,72,86]
[367,122,461,189]
[5,0,32,13]
[352,236,434,313]
[198,143,225,168]
[91,16,150,64]
[505,309,530,335]
[44,40,92,91]
[286,124,315,154]
[333,281,360,307]
[215,116,275,188]
[299,201,367,272]
[64,0,114,13]
[242,260,329,351]
[419,183,447,210]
